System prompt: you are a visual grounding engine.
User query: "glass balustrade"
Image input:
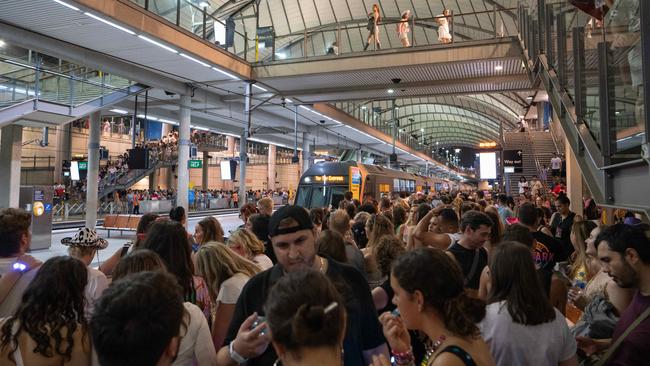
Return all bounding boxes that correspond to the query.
[521,0,647,159]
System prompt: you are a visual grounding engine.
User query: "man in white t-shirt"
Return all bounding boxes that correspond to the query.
[0,208,42,317]
[550,155,562,178]
[62,227,110,318]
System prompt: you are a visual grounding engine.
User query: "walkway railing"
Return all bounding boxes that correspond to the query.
[127,1,519,64]
[255,7,519,63]
[128,0,251,60]
[521,0,650,216]
[0,57,140,110]
[520,0,646,157]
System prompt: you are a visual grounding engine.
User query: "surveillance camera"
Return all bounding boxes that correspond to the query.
[391,78,402,84]
[320,120,326,124]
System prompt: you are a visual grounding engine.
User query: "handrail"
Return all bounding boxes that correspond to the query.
[258,7,518,62]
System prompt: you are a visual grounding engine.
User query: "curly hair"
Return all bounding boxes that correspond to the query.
[0,256,88,362]
[374,235,405,277]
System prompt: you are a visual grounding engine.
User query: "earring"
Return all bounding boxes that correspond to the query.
[273,359,282,366]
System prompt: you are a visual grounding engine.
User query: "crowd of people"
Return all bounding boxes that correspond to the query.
[0,184,648,366]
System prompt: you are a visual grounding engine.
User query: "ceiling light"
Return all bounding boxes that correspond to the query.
[110,109,129,115]
[361,106,367,109]
[253,84,268,92]
[84,12,135,35]
[494,65,503,71]
[179,53,210,67]
[387,89,395,94]
[420,128,424,132]
[138,35,177,53]
[0,40,5,48]
[198,1,209,8]
[285,98,293,103]
[211,67,239,80]
[275,52,286,59]
[526,96,533,100]
[53,0,80,11]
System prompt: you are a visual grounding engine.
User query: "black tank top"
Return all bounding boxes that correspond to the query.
[439,345,477,366]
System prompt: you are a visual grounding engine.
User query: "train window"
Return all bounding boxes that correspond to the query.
[330,186,346,209]
[311,186,327,209]
[296,186,310,207]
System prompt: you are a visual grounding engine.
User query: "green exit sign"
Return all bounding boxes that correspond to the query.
[78,161,88,170]
[188,160,203,169]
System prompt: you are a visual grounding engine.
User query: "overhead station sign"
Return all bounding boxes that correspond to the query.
[503,150,523,173]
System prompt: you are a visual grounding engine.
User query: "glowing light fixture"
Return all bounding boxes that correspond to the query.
[84,12,135,35]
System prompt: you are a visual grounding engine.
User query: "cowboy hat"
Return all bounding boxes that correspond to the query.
[61,228,108,249]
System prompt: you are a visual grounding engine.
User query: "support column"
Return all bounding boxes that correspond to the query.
[565,138,583,217]
[268,144,277,192]
[85,111,101,228]
[202,152,209,190]
[226,136,236,191]
[302,133,311,175]
[239,82,253,207]
[54,123,71,183]
[0,125,23,208]
[176,95,191,212]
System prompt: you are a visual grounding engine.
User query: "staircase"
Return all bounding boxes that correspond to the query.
[503,131,540,195]
[98,152,178,199]
[528,130,565,186]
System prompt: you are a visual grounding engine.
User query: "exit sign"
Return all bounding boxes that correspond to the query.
[188,159,203,169]
[78,161,88,170]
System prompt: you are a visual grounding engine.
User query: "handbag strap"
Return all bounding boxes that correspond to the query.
[596,306,650,366]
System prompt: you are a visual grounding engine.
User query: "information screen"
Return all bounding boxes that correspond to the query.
[479,152,497,180]
[220,161,231,180]
[70,161,80,181]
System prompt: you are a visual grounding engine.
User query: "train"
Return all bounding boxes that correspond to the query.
[295,161,468,209]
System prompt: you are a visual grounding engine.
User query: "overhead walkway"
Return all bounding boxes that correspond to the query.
[0,57,147,127]
[520,1,650,217]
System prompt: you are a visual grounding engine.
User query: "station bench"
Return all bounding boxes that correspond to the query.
[98,214,141,238]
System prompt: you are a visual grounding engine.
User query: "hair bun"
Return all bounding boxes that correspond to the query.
[292,304,325,337]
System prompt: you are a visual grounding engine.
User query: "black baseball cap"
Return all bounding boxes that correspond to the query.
[268,205,314,238]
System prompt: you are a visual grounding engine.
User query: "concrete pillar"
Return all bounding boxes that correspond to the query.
[225,136,236,191]
[565,137,583,217]
[54,123,71,182]
[536,102,545,130]
[0,125,23,208]
[202,152,209,190]
[267,144,276,191]
[239,82,252,207]
[85,111,101,228]
[302,133,311,175]
[176,95,191,212]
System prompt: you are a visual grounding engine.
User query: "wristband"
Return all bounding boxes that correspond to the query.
[229,340,248,364]
[392,347,414,365]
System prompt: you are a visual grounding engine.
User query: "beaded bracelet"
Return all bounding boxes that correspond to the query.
[392,348,415,365]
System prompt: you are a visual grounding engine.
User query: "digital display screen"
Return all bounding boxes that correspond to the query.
[70,161,80,181]
[220,161,231,180]
[504,166,515,173]
[479,152,497,180]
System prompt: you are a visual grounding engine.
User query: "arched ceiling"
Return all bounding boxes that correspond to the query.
[148,1,530,149]
[335,93,528,148]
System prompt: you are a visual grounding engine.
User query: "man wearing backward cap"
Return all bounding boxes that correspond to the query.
[217,205,388,366]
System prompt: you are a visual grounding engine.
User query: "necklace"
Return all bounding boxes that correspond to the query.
[420,334,447,366]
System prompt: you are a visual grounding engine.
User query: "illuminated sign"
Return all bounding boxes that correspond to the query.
[33,202,44,217]
[313,175,345,183]
[479,142,497,148]
[349,167,362,200]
